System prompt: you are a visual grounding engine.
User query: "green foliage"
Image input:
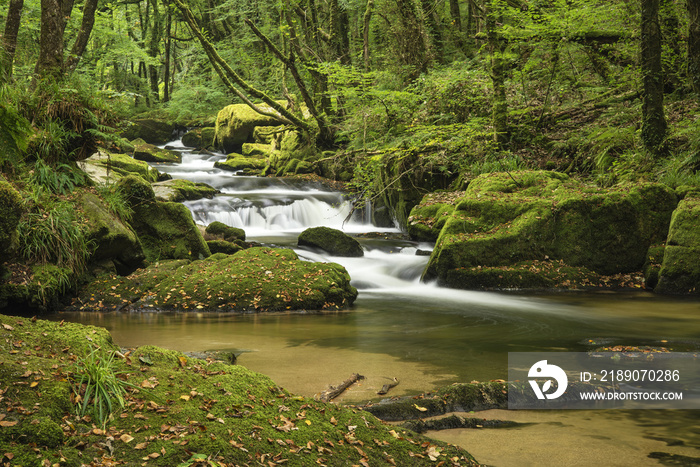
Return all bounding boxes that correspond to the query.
[30,159,88,195]
[0,86,31,166]
[17,199,94,276]
[165,84,230,125]
[95,183,134,223]
[72,346,137,428]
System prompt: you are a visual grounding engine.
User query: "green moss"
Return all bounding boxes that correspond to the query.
[182,127,215,148]
[206,239,243,255]
[298,227,364,257]
[0,181,23,261]
[152,179,218,202]
[214,104,281,153]
[214,153,266,172]
[78,247,357,312]
[421,171,678,287]
[656,196,700,294]
[205,221,245,241]
[132,138,182,163]
[0,314,478,466]
[117,174,156,206]
[242,142,272,158]
[643,244,665,289]
[85,151,162,183]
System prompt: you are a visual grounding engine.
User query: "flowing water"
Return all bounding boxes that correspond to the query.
[53,140,700,466]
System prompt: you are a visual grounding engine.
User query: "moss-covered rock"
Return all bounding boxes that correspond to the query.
[117,175,210,262]
[0,314,478,466]
[78,247,358,312]
[79,150,162,185]
[182,127,215,148]
[152,179,219,202]
[121,118,183,145]
[214,153,267,172]
[656,196,700,294]
[205,221,245,241]
[214,104,282,153]
[80,193,145,274]
[298,227,364,257]
[0,180,23,262]
[242,142,273,158]
[643,244,665,290]
[132,138,182,163]
[419,171,677,288]
[0,264,73,312]
[253,125,283,144]
[206,239,243,255]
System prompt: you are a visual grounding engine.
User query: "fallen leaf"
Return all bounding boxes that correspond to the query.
[120,434,134,443]
[2,324,14,331]
[413,404,428,412]
[0,421,18,427]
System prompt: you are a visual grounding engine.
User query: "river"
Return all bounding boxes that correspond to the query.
[52,140,700,466]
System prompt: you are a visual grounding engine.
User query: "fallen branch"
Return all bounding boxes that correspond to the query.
[377,377,399,395]
[318,373,365,402]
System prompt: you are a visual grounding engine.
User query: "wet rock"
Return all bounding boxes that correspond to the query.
[80,193,145,274]
[117,175,210,262]
[298,226,364,257]
[79,150,162,184]
[182,127,215,149]
[206,239,243,255]
[122,118,184,145]
[416,171,677,288]
[656,196,700,294]
[205,221,245,242]
[214,104,281,153]
[152,179,219,202]
[78,247,358,312]
[214,153,267,173]
[132,138,182,163]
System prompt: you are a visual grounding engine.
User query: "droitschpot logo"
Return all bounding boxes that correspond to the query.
[528,360,568,400]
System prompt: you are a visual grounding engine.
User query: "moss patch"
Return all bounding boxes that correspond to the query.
[79,150,162,185]
[0,180,23,261]
[214,153,267,173]
[0,314,478,466]
[132,138,182,163]
[152,179,219,202]
[74,247,358,312]
[214,104,282,153]
[656,196,700,294]
[298,227,364,257]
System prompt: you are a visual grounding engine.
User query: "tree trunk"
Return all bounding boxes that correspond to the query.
[449,0,461,31]
[363,0,374,70]
[65,0,99,72]
[641,0,667,155]
[35,0,74,80]
[688,0,700,96]
[2,0,24,80]
[486,0,508,146]
[163,10,172,102]
[148,0,161,103]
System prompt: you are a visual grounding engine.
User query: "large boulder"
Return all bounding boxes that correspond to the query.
[655,196,700,294]
[79,150,162,185]
[214,104,282,153]
[214,154,267,173]
[80,193,145,275]
[77,247,358,312]
[0,180,23,263]
[117,175,210,262]
[298,227,364,257]
[417,171,677,288]
[182,127,216,148]
[152,179,218,202]
[132,138,182,163]
[122,118,184,145]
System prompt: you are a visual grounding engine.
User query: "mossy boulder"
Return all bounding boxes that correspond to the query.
[242,142,273,158]
[79,247,358,312]
[117,175,210,262]
[214,104,282,153]
[643,244,666,290]
[0,264,73,313]
[152,179,219,202]
[214,153,267,172]
[206,239,243,255]
[182,127,215,148]
[132,138,182,163]
[80,193,145,274]
[0,314,477,466]
[298,227,364,257]
[253,125,283,144]
[121,118,183,145]
[0,181,23,262]
[419,171,677,288]
[205,221,245,241]
[79,150,162,185]
[656,196,700,294]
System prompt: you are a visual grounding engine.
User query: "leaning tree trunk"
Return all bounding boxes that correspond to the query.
[65,0,99,72]
[688,0,700,96]
[486,0,508,146]
[2,0,24,80]
[641,0,667,155]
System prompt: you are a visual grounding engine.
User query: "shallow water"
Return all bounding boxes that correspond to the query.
[53,140,700,465]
